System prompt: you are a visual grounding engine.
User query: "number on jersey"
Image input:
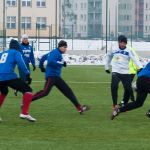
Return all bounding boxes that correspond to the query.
[0,53,8,63]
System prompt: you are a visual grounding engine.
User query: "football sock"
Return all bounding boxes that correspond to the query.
[22,92,32,115]
[0,94,7,107]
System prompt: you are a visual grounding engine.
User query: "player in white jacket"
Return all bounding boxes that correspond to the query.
[105,35,143,110]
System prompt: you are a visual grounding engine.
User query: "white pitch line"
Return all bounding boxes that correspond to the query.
[32,81,111,84]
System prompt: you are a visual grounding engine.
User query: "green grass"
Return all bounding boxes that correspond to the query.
[0,66,150,150]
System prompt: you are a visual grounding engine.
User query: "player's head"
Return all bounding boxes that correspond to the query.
[118,35,127,50]
[9,39,21,51]
[58,40,67,53]
[22,34,29,44]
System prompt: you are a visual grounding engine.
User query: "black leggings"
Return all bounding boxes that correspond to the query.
[32,76,80,107]
[120,77,150,112]
[111,73,132,105]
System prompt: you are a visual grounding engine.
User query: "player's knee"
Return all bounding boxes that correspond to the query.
[23,87,32,94]
[111,85,118,90]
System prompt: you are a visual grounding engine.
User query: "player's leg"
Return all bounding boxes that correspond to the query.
[111,73,120,108]
[14,64,30,96]
[130,74,135,101]
[55,77,89,114]
[111,77,149,120]
[121,74,132,105]
[0,82,8,107]
[7,78,36,122]
[32,77,54,101]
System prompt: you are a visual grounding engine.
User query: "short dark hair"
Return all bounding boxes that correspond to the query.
[58,40,67,48]
[118,35,127,44]
[9,39,21,51]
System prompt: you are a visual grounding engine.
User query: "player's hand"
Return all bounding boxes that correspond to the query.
[33,66,36,71]
[63,61,67,67]
[26,74,32,85]
[40,67,46,72]
[105,70,111,74]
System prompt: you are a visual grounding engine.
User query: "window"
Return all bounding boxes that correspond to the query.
[146,14,148,21]
[84,26,86,32]
[36,17,46,29]
[7,16,16,29]
[22,0,32,7]
[145,26,148,32]
[146,3,148,9]
[75,3,77,9]
[80,14,83,21]
[84,14,86,21]
[37,0,46,7]
[84,3,86,9]
[81,3,83,9]
[21,17,31,29]
[7,0,16,7]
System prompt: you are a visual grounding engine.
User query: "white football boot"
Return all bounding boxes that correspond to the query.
[20,114,36,122]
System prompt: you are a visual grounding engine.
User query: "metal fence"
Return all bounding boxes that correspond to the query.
[1,23,150,53]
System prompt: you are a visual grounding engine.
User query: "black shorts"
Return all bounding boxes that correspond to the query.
[0,78,32,95]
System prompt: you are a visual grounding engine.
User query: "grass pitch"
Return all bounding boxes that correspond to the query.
[0,66,150,150]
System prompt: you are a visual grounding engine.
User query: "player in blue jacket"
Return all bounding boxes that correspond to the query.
[14,34,36,96]
[111,62,150,120]
[0,39,36,122]
[32,40,89,114]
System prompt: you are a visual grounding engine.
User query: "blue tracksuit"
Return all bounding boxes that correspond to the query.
[20,43,35,68]
[0,49,29,81]
[138,62,150,78]
[19,43,35,80]
[39,48,64,79]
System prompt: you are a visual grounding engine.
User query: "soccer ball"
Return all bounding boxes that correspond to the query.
[132,81,137,91]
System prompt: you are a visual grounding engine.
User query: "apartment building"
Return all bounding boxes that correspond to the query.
[144,0,150,38]
[118,0,147,39]
[60,0,88,38]
[60,0,103,38]
[1,0,59,38]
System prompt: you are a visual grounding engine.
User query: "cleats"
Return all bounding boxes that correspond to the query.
[146,110,150,118]
[111,105,119,120]
[14,90,18,96]
[20,114,36,122]
[78,105,90,114]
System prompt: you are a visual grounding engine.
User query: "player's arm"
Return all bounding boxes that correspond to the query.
[129,50,143,69]
[47,52,63,67]
[30,47,36,70]
[39,53,49,72]
[104,50,113,73]
[39,53,48,68]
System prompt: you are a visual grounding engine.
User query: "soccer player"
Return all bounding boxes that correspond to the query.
[0,39,36,122]
[105,35,142,110]
[120,46,140,106]
[111,62,150,120]
[14,34,36,96]
[32,40,89,114]
[128,46,140,101]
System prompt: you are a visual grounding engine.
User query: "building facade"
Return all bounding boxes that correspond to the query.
[1,0,59,38]
[118,0,148,39]
[88,0,102,38]
[144,0,150,38]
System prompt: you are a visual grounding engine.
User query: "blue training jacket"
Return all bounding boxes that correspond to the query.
[20,43,35,66]
[138,62,150,78]
[39,48,64,79]
[0,49,29,81]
